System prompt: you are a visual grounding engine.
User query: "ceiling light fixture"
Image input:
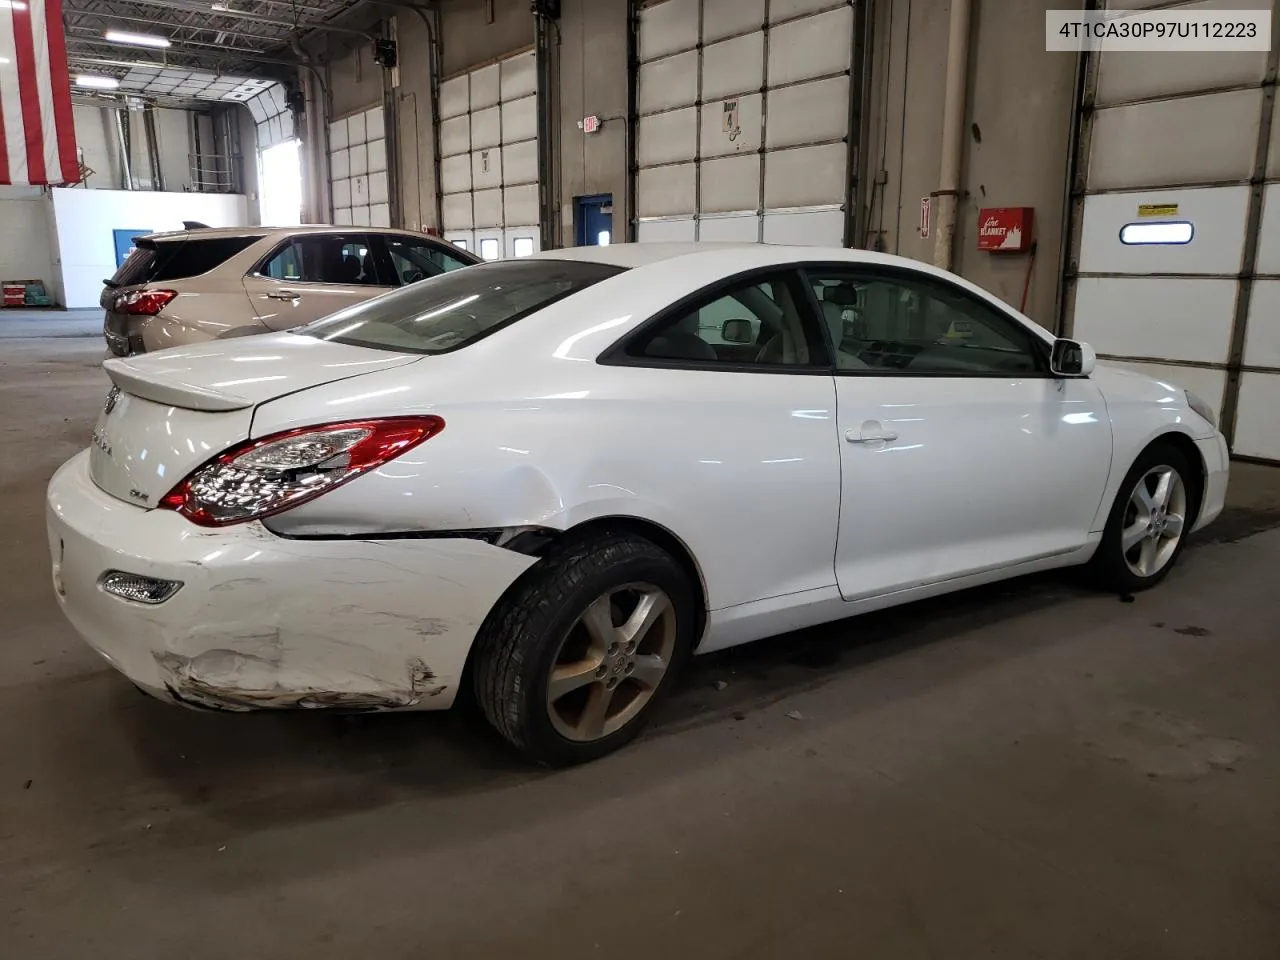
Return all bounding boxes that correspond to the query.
[104,30,171,49]
[75,74,120,89]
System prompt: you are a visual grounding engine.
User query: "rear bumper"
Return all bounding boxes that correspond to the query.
[1193,431,1229,532]
[46,450,537,711]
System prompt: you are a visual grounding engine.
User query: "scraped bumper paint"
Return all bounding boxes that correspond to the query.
[46,451,536,711]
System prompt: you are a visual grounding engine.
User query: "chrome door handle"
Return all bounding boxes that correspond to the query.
[266,290,301,301]
[844,428,898,443]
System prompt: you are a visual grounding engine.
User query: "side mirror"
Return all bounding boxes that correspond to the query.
[1050,338,1096,377]
[721,318,754,344]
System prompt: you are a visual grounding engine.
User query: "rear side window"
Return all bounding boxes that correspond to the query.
[109,236,263,286]
[258,234,385,286]
[299,259,625,355]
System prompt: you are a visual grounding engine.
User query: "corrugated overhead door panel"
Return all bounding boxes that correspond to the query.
[1088,89,1260,190]
[439,76,469,118]
[1076,186,1249,276]
[765,143,846,207]
[440,116,470,156]
[501,50,537,100]
[443,192,473,229]
[766,75,848,148]
[638,50,699,113]
[1073,277,1237,365]
[702,0,765,42]
[767,5,852,85]
[700,94,762,158]
[1067,0,1279,459]
[1232,373,1280,459]
[472,149,502,190]
[471,64,500,110]
[640,0,699,59]
[504,184,539,225]
[701,32,764,100]
[638,164,696,216]
[1094,1,1268,105]
[440,50,539,253]
[700,154,760,212]
[502,96,538,144]
[770,0,848,19]
[1243,281,1280,369]
[639,108,698,166]
[635,0,853,244]
[329,119,349,150]
[503,139,539,186]
[474,188,503,227]
[440,154,471,193]
[1250,184,1280,273]
[471,106,502,150]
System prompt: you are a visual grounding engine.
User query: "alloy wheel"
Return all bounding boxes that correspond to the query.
[1121,464,1187,578]
[545,582,677,742]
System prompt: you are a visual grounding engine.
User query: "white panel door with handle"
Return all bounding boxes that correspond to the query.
[804,267,1113,601]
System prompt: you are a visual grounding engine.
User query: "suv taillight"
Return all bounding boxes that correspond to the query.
[159,417,445,527]
[115,289,178,315]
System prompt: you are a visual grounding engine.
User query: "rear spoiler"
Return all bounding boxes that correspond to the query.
[103,358,254,412]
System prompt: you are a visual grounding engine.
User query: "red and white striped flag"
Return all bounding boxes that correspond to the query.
[0,0,80,186]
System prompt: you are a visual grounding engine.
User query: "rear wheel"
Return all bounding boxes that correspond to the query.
[1090,443,1197,592]
[471,530,696,766]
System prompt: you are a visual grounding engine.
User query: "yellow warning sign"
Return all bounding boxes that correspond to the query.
[1138,203,1179,218]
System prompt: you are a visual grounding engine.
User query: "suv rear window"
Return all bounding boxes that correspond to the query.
[108,235,263,287]
[299,259,625,354]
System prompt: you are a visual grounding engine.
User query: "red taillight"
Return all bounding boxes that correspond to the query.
[159,416,445,527]
[115,289,178,316]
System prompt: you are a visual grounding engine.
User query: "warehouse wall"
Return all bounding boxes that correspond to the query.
[69,102,200,192]
[863,0,1083,327]
[557,0,630,246]
[439,0,534,76]
[0,187,57,297]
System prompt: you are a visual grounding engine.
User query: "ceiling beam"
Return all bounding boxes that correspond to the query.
[71,0,381,41]
[65,9,290,43]
[66,28,271,56]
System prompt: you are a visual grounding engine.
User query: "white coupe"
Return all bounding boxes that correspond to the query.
[47,243,1229,765]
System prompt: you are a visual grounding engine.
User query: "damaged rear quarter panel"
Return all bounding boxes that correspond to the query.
[143,532,537,710]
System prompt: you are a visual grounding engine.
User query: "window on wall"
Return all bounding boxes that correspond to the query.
[513,237,535,258]
[259,235,385,286]
[479,238,501,261]
[805,270,1044,376]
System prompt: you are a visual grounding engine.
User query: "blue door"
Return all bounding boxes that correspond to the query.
[575,194,613,247]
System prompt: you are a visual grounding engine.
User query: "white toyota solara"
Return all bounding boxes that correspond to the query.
[47,242,1228,765]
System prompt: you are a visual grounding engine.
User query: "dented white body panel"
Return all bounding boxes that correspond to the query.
[48,451,534,709]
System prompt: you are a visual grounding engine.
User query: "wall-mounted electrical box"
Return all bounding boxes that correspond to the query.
[977,207,1034,252]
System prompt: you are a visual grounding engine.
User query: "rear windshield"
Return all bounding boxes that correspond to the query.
[298,259,625,354]
[108,235,263,286]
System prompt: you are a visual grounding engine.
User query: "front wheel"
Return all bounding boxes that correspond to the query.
[1090,444,1197,592]
[471,530,697,766]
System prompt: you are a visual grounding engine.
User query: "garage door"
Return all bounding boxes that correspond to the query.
[438,49,540,260]
[1066,0,1279,461]
[634,0,854,245]
[329,106,390,228]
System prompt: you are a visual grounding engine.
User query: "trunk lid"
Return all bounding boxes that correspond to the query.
[89,333,422,506]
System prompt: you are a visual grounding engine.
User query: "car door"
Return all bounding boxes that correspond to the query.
[603,268,841,618]
[802,264,1113,602]
[242,232,394,330]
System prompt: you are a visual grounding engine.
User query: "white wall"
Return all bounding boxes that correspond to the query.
[49,188,249,308]
[0,187,57,294]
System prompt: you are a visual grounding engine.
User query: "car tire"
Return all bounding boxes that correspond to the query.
[1089,442,1199,594]
[471,529,697,767]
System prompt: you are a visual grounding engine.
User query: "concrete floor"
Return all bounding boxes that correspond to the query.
[3,336,1280,959]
